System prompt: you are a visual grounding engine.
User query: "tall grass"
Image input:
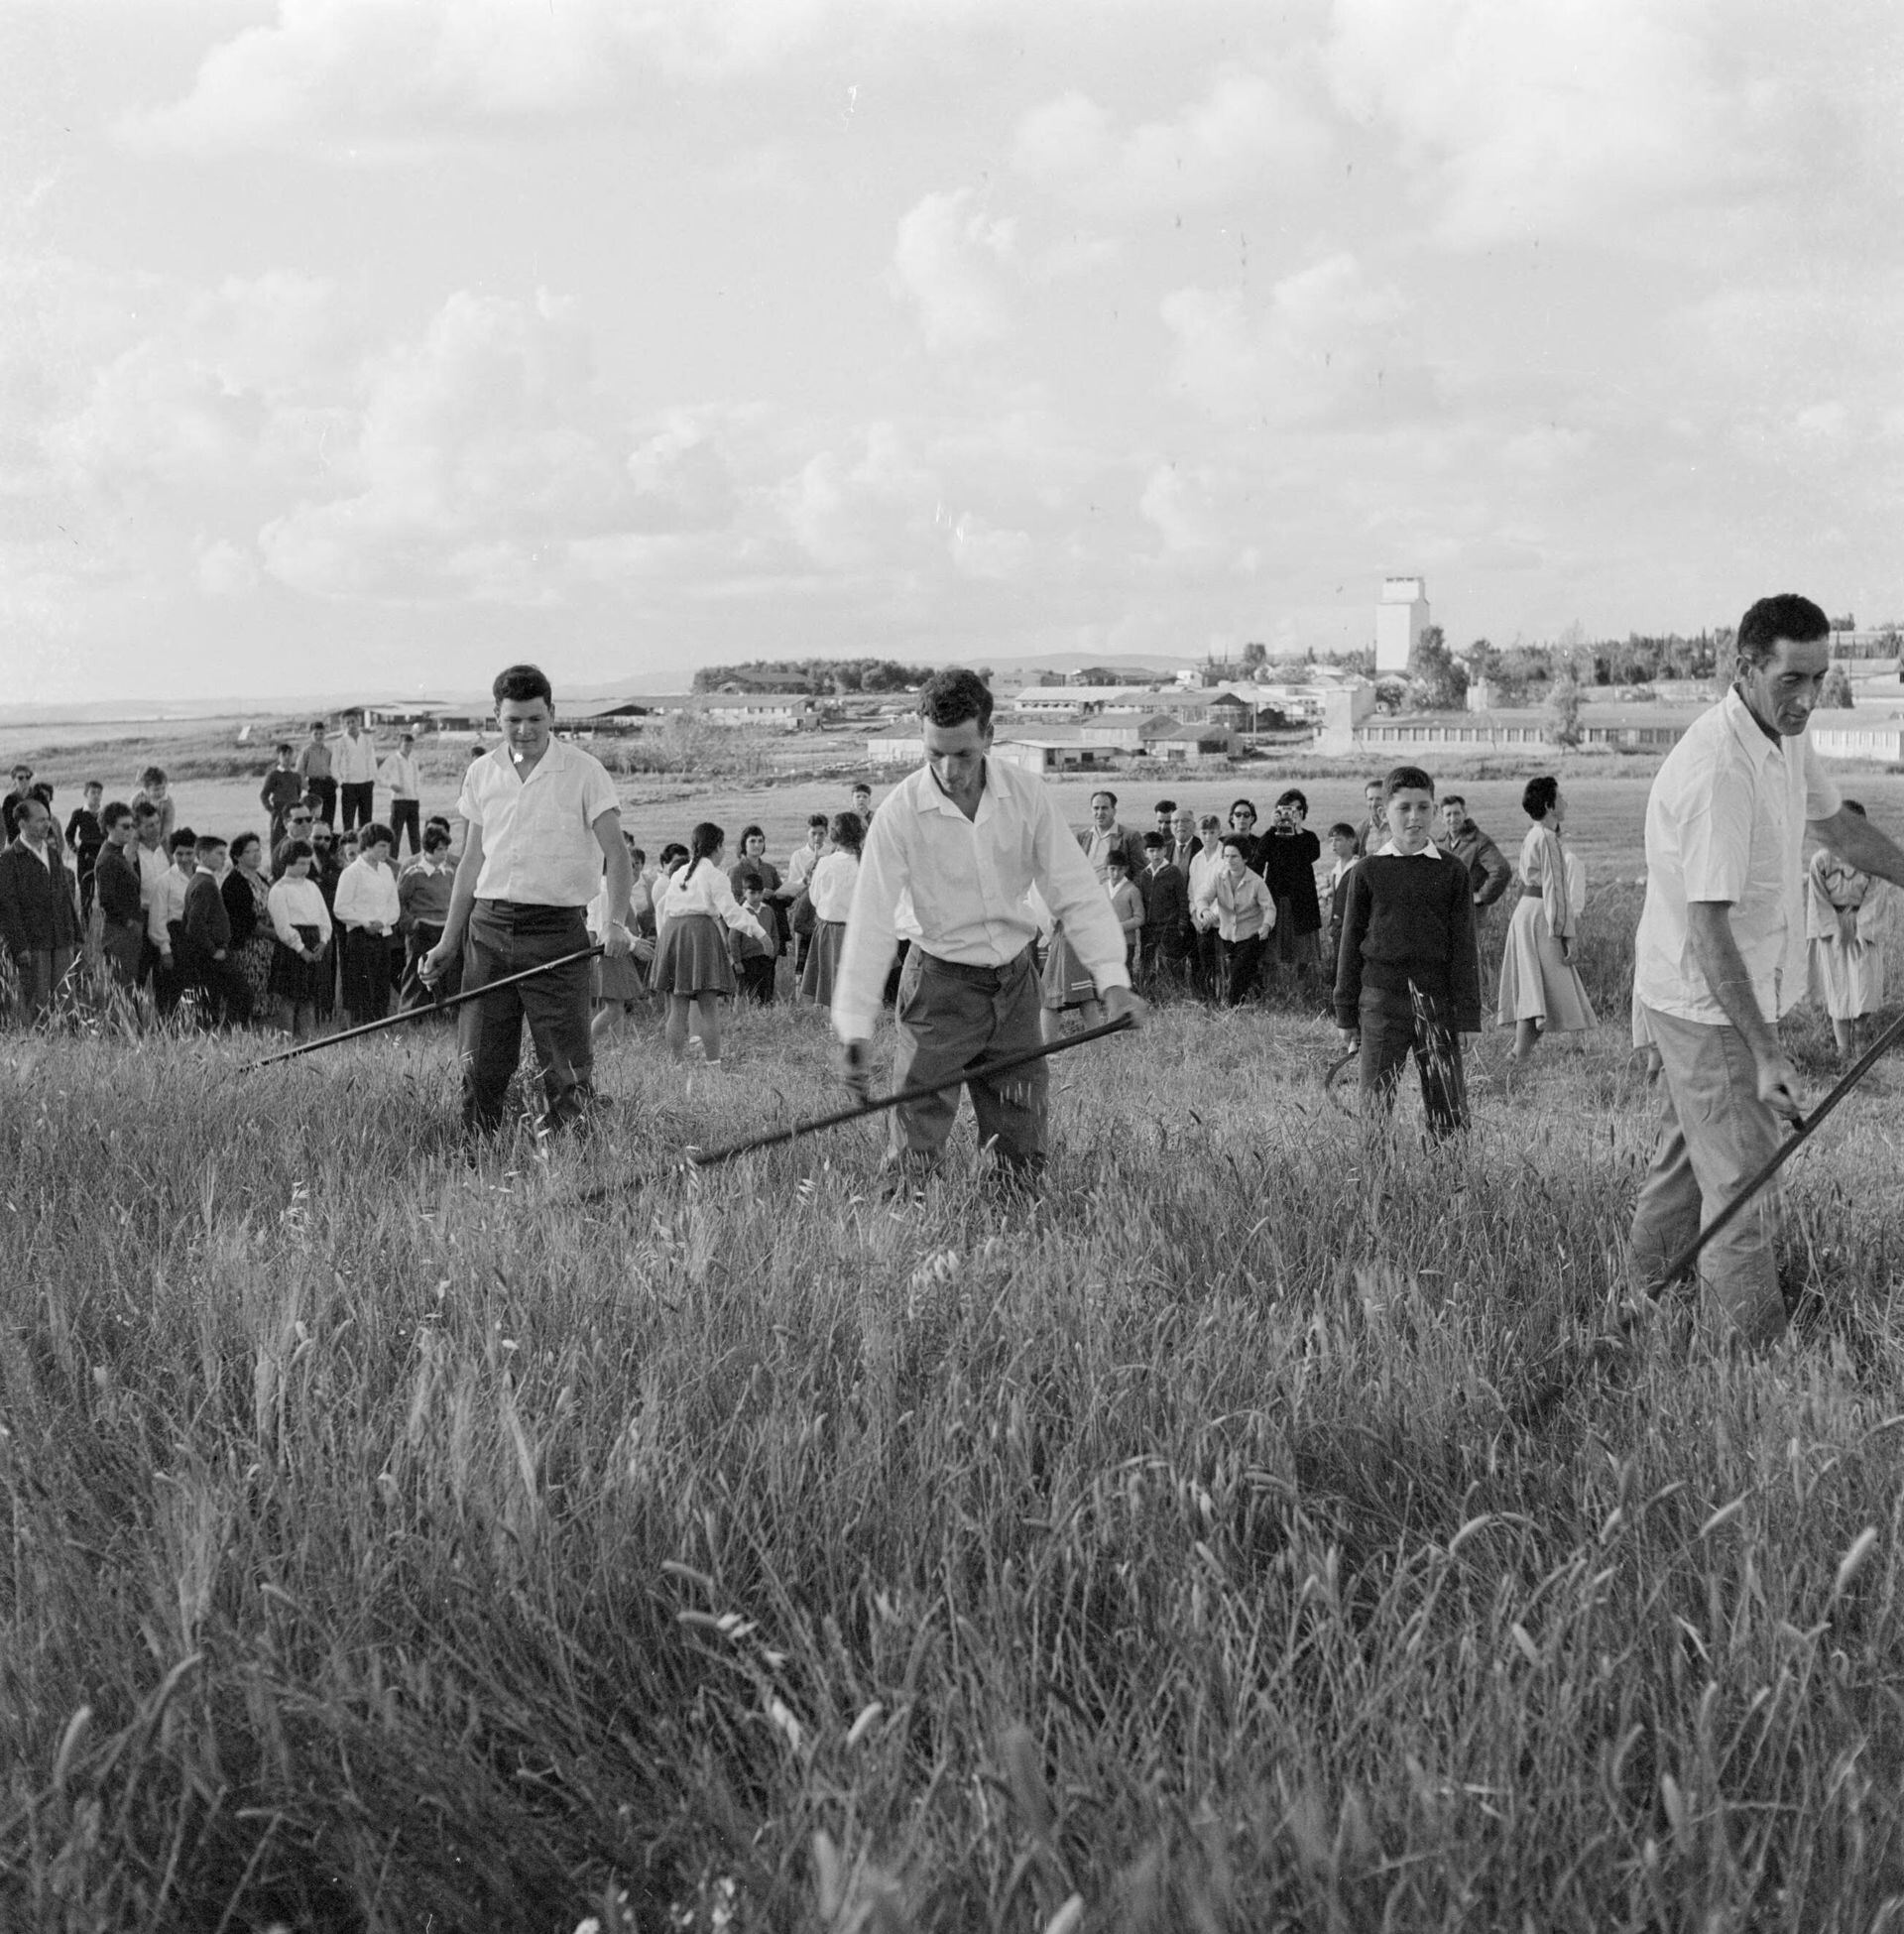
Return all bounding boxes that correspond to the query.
[4,967,1904,1930]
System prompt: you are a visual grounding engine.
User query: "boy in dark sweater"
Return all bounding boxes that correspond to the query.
[1334,767,1480,1137]
[181,835,253,1027]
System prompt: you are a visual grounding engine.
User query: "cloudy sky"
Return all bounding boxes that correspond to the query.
[5,0,1902,704]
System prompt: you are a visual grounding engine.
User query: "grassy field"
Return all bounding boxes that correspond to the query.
[4,743,1904,1931]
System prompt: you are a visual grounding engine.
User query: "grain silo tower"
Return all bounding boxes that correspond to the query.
[1375,575,1429,673]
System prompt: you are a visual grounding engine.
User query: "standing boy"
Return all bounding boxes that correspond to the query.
[418,665,635,1139]
[298,722,336,827]
[64,782,106,918]
[1334,768,1480,1138]
[334,709,379,832]
[380,731,422,856]
[1136,832,1191,985]
[182,835,252,1027]
[260,743,304,846]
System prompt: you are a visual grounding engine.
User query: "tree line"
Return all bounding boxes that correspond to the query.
[690,659,938,695]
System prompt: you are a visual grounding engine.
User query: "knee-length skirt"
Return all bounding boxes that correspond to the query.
[1809,935,1886,1020]
[799,918,847,1005]
[651,911,736,998]
[269,928,328,1006]
[1496,896,1597,1031]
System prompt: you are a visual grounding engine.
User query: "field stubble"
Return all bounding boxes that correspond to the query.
[5,903,1904,1930]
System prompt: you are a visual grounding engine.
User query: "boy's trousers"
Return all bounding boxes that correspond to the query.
[1358,985,1468,1139]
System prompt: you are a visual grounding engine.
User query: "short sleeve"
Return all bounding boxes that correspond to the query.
[1802,734,1842,822]
[1677,762,1754,904]
[455,768,483,831]
[579,756,618,824]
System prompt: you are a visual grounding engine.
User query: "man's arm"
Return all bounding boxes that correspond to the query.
[1812,806,1904,891]
[590,809,636,955]
[1685,901,1800,1118]
[1473,834,1513,907]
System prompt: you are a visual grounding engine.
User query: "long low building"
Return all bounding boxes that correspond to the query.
[1351,700,1904,761]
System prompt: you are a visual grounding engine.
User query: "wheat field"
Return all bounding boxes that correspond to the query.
[6,797,1904,1930]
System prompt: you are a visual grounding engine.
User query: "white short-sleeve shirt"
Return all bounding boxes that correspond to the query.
[1634,687,1841,1025]
[457,738,619,907]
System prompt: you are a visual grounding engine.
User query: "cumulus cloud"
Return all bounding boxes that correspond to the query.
[1162,252,1416,424]
[947,511,1031,579]
[1323,0,1763,248]
[197,538,262,597]
[1012,65,1332,212]
[889,189,1016,351]
[257,287,636,599]
[774,421,937,572]
[119,0,858,154]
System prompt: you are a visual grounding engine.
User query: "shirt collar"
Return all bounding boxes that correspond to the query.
[916,754,994,821]
[1375,839,1443,860]
[1722,685,1786,762]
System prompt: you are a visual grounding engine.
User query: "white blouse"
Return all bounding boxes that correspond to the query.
[268,876,333,949]
[333,856,403,929]
[655,859,766,940]
[806,849,859,922]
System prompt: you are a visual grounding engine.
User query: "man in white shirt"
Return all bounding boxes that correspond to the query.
[1629,594,1904,1343]
[419,665,636,1138]
[334,709,380,833]
[832,668,1144,1197]
[379,731,422,857]
[151,828,199,1016]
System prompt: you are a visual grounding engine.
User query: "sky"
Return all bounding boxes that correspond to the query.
[4,0,1903,705]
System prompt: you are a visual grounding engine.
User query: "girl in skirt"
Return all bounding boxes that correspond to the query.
[1497,775,1597,1060]
[266,839,332,1038]
[649,822,766,1065]
[798,810,863,1007]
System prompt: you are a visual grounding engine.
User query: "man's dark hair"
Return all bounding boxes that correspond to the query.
[1142,832,1166,849]
[140,766,167,787]
[169,827,198,854]
[83,779,102,794]
[807,812,830,830]
[1154,798,1176,815]
[309,720,325,733]
[916,668,994,732]
[1736,594,1830,669]
[276,741,294,757]
[1091,789,1118,809]
[1328,821,1357,841]
[102,801,132,831]
[1442,793,1466,812]
[193,835,226,862]
[1521,776,1559,820]
[493,664,554,709]
[1383,766,1436,802]
[132,801,160,824]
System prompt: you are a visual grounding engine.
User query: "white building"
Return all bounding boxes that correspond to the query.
[1375,575,1430,674]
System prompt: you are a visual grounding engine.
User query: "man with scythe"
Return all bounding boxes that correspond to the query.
[1628,593,1904,1343]
[418,665,639,1138]
[831,668,1145,1198]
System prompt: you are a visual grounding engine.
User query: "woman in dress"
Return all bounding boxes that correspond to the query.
[1254,787,1324,991]
[1807,799,1890,1064]
[221,830,276,1022]
[799,810,863,1007]
[266,839,332,1038]
[590,833,656,1048]
[1497,775,1597,1061]
[649,821,766,1066]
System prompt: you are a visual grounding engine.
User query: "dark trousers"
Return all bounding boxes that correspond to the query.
[340,926,392,1023]
[1358,986,1468,1139]
[1219,933,1264,1006]
[736,953,775,1004]
[5,946,76,1023]
[309,777,337,826]
[402,921,452,1010]
[458,902,593,1135]
[389,798,421,856]
[339,782,375,831]
[198,955,254,1029]
[890,944,1046,1183]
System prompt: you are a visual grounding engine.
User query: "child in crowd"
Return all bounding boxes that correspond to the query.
[1334,767,1480,1139]
[1194,835,1275,1006]
[799,811,863,1008]
[1137,831,1191,988]
[649,821,766,1066]
[729,869,778,1004]
[1106,849,1144,971]
[1322,821,1359,978]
